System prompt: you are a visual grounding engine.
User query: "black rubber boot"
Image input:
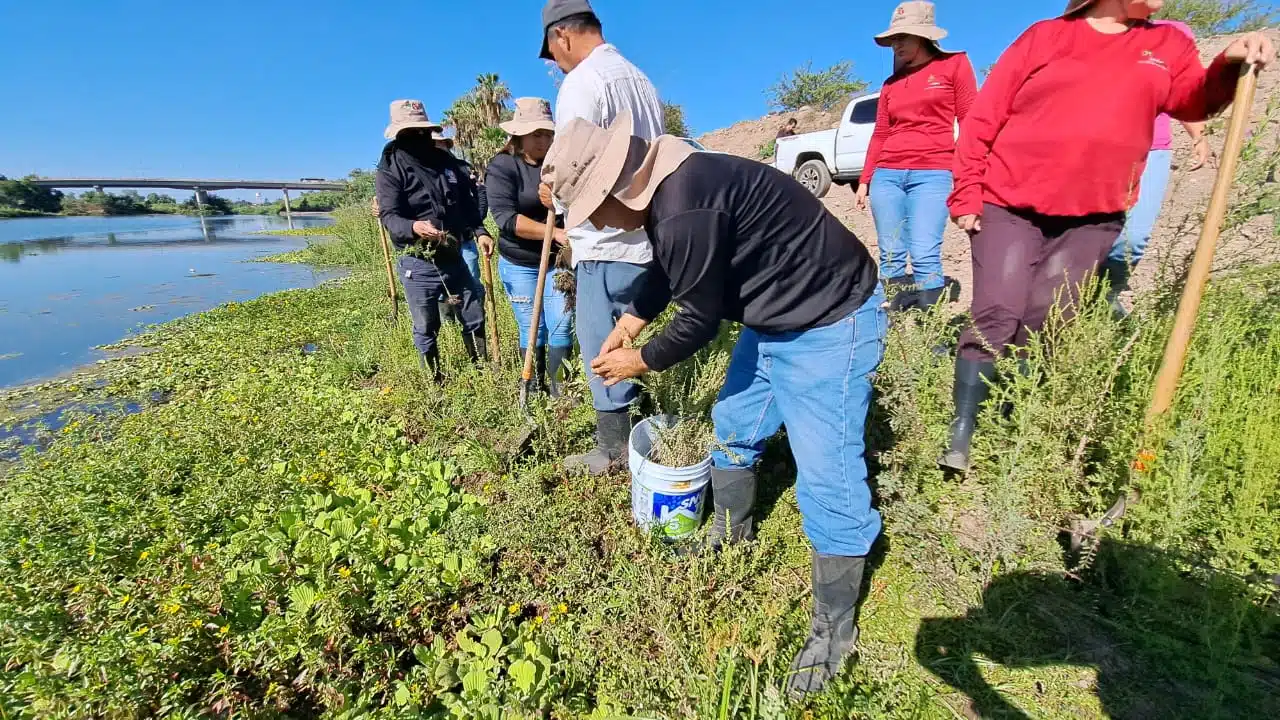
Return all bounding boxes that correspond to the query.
[691,467,757,555]
[461,331,487,366]
[1100,258,1131,320]
[884,275,918,313]
[564,409,631,475]
[547,346,571,399]
[937,357,996,473]
[419,350,443,384]
[535,346,548,392]
[787,553,866,698]
[914,286,946,312]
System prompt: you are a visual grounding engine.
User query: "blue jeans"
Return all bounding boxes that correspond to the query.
[498,258,574,349]
[868,169,952,290]
[576,260,652,412]
[440,240,484,302]
[1109,149,1172,268]
[398,254,484,356]
[711,286,888,557]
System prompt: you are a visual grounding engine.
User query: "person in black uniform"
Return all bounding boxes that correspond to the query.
[376,99,489,379]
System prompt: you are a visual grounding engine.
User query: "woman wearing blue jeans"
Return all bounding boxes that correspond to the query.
[546,114,886,698]
[856,2,976,310]
[485,98,573,395]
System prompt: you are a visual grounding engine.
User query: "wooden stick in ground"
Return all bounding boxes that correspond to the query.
[520,211,556,409]
[1099,63,1258,530]
[481,249,501,364]
[376,220,399,321]
[369,198,399,321]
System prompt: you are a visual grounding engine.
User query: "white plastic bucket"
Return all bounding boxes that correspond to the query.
[628,416,712,540]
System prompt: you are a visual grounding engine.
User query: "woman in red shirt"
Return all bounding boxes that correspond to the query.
[939,0,1273,472]
[856,1,976,311]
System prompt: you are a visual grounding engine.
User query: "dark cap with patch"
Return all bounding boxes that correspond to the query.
[539,0,596,60]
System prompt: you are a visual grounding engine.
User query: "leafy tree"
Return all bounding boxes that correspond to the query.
[1156,0,1277,34]
[662,101,691,137]
[0,175,63,213]
[473,73,513,128]
[766,61,868,111]
[445,74,513,157]
[345,169,376,205]
[182,192,233,216]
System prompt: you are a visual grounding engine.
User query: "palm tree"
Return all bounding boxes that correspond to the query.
[472,73,512,128]
[443,95,484,150]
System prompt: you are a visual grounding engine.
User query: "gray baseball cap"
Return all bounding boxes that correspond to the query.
[539,0,596,60]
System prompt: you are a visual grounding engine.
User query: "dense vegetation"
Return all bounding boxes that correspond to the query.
[3,28,1280,718]
[3,116,1279,715]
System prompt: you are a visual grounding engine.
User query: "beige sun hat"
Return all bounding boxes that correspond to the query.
[875,1,952,49]
[430,128,454,147]
[383,99,443,140]
[500,97,556,137]
[542,112,695,229]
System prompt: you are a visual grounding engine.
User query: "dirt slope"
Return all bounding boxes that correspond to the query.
[697,31,1280,304]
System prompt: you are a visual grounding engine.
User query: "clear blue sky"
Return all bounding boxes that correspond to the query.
[2,1,1061,200]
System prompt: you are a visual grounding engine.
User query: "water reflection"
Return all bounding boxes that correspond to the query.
[0,214,338,386]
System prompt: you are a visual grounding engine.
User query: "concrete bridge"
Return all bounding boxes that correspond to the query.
[28,177,347,228]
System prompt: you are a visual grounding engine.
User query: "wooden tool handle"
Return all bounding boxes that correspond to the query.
[1145,64,1258,424]
[376,220,399,320]
[521,215,556,382]
[481,249,501,364]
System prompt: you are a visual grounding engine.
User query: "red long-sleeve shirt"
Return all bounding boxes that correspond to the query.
[949,17,1241,219]
[861,52,977,185]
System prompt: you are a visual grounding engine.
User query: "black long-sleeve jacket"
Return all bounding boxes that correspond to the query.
[375,141,485,258]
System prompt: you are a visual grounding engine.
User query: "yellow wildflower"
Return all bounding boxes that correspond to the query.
[508,603,520,614]
[191,620,202,629]
[165,603,181,614]
[71,584,82,593]
[139,551,150,560]
[534,616,544,625]
[338,567,352,578]
[219,625,229,635]
[120,594,131,605]
[557,603,568,614]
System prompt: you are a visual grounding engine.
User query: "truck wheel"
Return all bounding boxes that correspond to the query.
[795,160,832,198]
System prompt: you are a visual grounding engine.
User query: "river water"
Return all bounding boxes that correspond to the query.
[0,214,339,387]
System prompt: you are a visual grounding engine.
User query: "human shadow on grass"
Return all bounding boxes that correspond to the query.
[915,538,1280,719]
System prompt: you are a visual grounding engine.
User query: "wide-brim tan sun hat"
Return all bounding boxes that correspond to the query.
[542,112,696,230]
[500,97,557,137]
[384,99,442,140]
[430,129,454,147]
[542,112,635,229]
[875,1,952,48]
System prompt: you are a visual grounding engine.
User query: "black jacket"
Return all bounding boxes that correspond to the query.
[375,142,485,257]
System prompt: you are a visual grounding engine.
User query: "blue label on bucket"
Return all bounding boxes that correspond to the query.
[652,490,703,537]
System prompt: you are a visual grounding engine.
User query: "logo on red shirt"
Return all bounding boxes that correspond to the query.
[1139,49,1169,71]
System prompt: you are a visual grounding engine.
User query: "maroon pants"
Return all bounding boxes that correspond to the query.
[958,204,1124,362]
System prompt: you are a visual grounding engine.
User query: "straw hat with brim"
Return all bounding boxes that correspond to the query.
[542,112,696,230]
[500,97,557,137]
[875,1,955,51]
[384,99,442,140]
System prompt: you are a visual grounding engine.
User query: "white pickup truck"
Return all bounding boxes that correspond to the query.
[774,92,881,198]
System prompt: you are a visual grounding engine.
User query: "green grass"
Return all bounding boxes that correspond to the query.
[1,194,1278,717]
